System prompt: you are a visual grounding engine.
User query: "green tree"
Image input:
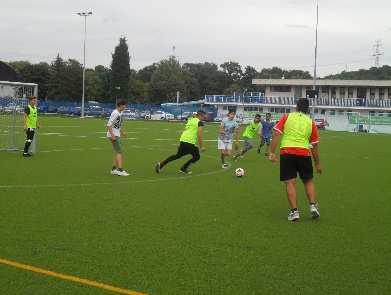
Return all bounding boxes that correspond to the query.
[47,54,67,100]
[64,59,83,100]
[111,37,131,100]
[241,66,258,90]
[182,62,229,95]
[7,60,31,76]
[150,56,186,103]
[220,61,243,83]
[136,64,158,82]
[325,65,391,80]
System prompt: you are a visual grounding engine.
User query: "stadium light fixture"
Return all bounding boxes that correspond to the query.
[76,10,93,117]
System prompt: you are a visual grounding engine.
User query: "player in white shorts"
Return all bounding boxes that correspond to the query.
[218,110,239,169]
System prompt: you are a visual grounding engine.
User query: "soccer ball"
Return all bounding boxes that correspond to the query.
[235,168,245,177]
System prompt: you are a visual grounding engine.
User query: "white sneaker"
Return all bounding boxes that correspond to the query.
[309,204,320,219]
[287,210,300,222]
[110,169,117,175]
[116,169,130,177]
[222,163,229,169]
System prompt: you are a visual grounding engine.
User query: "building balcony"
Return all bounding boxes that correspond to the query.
[203,95,391,110]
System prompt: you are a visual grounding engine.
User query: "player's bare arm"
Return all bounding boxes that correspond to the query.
[311,144,322,174]
[108,125,116,141]
[197,126,205,151]
[269,130,281,163]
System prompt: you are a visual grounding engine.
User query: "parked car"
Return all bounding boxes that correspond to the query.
[146,111,174,120]
[86,105,104,117]
[176,112,191,120]
[122,109,137,120]
[213,117,223,122]
[314,118,328,130]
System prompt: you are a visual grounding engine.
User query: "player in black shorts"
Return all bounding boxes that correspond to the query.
[269,98,323,222]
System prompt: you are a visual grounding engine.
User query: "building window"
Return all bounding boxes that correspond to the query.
[331,87,337,98]
[388,88,391,99]
[370,88,376,99]
[270,86,291,92]
[321,109,326,115]
[329,110,336,116]
[379,88,385,99]
[340,87,346,98]
[348,88,354,98]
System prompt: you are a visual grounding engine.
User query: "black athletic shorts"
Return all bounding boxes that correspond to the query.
[177,141,200,159]
[280,154,313,182]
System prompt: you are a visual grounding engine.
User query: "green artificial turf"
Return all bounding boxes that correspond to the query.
[1,117,391,295]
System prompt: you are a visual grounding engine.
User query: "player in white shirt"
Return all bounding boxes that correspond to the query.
[218,110,239,168]
[107,100,129,176]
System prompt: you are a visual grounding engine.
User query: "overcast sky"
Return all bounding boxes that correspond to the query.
[1,0,390,76]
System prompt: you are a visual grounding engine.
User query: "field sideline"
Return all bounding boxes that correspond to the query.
[1,117,391,294]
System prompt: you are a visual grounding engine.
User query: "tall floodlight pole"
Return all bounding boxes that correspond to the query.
[313,0,319,91]
[77,11,92,117]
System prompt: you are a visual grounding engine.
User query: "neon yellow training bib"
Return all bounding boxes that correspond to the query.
[280,112,312,149]
[180,117,200,144]
[26,105,38,129]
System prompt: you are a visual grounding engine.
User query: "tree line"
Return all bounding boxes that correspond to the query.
[6,37,390,104]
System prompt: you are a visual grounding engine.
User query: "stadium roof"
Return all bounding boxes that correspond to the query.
[0,80,38,86]
[253,79,391,87]
[0,61,19,82]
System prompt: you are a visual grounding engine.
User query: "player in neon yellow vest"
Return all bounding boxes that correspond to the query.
[23,96,39,157]
[155,110,207,174]
[269,98,322,222]
[233,114,262,160]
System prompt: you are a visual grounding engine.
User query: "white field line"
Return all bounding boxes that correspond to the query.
[0,147,228,189]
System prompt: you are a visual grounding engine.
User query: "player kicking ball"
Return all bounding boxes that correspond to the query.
[233,114,262,160]
[218,110,239,169]
[107,100,129,176]
[269,98,322,222]
[155,110,206,175]
[257,113,274,156]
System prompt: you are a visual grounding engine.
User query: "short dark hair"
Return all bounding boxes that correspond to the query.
[28,96,36,101]
[255,114,261,118]
[296,98,310,114]
[266,113,271,117]
[228,109,236,114]
[197,110,206,115]
[117,100,127,107]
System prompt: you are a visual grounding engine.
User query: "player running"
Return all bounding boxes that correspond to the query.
[218,110,239,169]
[107,100,129,176]
[155,110,206,175]
[23,96,39,157]
[233,114,262,160]
[257,113,274,156]
[269,98,322,222]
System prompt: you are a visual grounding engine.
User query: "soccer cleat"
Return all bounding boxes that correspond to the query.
[287,210,300,222]
[257,148,261,154]
[155,162,161,174]
[222,163,229,169]
[309,204,320,219]
[116,169,130,177]
[110,169,117,175]
[23,153,32,157]
[179,169,192,175]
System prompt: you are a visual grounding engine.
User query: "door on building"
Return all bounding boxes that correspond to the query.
[294,87,302,98]
[357,87,367,99]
